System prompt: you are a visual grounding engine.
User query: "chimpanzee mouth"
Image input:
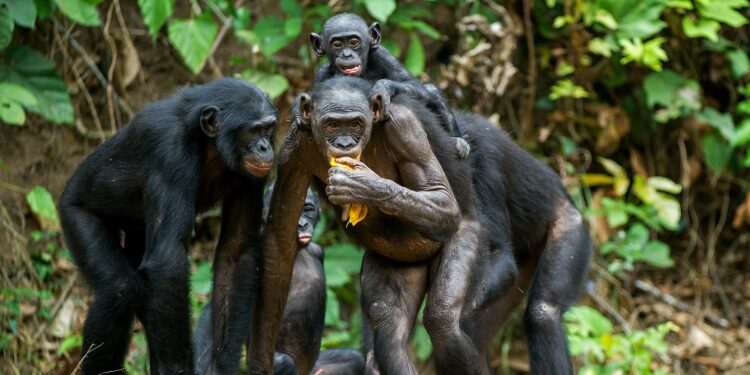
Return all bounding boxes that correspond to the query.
[339,64,361,76]
[243,159,272,177]
[298,233,312,245]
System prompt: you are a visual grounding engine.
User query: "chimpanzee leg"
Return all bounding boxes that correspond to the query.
[360,251,428,375]
[193,302,214,372]
[423,84,470,158]
[467,246,518,311]
[524,203,591,375]
[59,206,141,374]
[423,219,483,375]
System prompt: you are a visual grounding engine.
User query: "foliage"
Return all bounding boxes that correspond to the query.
[565,306,678,375]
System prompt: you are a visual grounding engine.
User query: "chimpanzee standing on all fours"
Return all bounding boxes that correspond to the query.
[59,78,278,375]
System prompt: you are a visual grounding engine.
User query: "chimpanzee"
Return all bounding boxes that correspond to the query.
[195,185,364,375]
[249,76,591,375]
[305,13,471,159]
[58,78,278,375]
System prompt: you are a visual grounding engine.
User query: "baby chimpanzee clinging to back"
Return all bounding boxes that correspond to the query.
[308,13,471,159]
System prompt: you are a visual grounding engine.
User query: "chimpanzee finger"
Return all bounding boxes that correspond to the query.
[334,157,364,169]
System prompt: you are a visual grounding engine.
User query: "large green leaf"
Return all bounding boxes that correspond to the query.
[682,16,719,42]
[0,45,74,124]
[697,0,749,28]
[55,0,101,27]
[696,107,734,141]
[642,69,701,122]
[725,48,750,78]
[236,16,296,57]
[7,0,37,28]
[0,6,13,49]
[597,0,667,39]
[137,0,173,39]
[0,82,38,125]
[167,15,218,74]
[236,68,289,100]
[0,100,25,125]
[701,132,732,171]
[365,0,396,23]
[404,32,424,76]
[26,186,60,232]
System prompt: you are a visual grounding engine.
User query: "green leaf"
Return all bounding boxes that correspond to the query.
[237,16,296,57]
[57,334,82,355]
[0,6,14,49]
[697,0,749,28]
[137,0,173,39]
[597,0,667,39]
[597,157,630,196]
[701,132,731,172]
[280,0,302,18]
[324,243,363,274]
[8,0,37,28]
[682,16,719,41]
[323,288,342,327]
[641,240,674,267]
[413,324,433,361]
[167,15,218,74]
[26,186,60,232]
[588,37,612,57]
[235,68,288,100]
[404,32,424,76]
[365,0,396,23]
[55,0,101,27]
[34,0,53,20]
[643,69,701,122]
[0,45,74,124]
[0,100,25,125]
[381,39,401,58]
[696,107,734,141]
[550,79,589,100]
[725,48,750,78]
[733,119,750,147]
[601,197,629,228]
[0,82,38,106]
[565,306,613,337]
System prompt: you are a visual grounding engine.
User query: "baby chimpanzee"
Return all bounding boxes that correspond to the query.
[194,185,364,375]
[307,12,471,158]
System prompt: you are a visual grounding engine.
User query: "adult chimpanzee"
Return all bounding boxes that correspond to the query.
[305,13,471,159]
[58,78,278,375]
[249,76,591,375]
[195,186,364,375]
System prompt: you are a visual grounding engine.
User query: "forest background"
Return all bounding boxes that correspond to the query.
[0,0,749,374]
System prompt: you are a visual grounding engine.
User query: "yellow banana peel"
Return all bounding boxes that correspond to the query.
[330,157,368,226]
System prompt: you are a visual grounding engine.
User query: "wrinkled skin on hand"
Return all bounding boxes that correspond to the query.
[326,157,395,207]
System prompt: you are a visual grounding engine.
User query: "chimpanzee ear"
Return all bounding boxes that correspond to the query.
[369,92,387,123]
[310,33,325,57]
[298,93,314,126]
[200,106,220,137]
[369,22,381,49]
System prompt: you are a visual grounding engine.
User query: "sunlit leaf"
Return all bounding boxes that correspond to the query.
[57,334,82,355]
[168,15,218,74]
[0,100,25,125]
[682,17,720,41]
[404,32,424,76]
[365,0,396,23]
[236,68,289,100]
[26,186,60,232]
[138,0,173,39]
[725,48,750,78]
[0,7,13,49]
[696,107,734,141]
[55,0,101,27]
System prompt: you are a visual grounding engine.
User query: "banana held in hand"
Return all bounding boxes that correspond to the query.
[330,157,368,226]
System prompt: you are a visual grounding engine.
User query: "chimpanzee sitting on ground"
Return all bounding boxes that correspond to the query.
[305,13,471,159]
[58,78,278,375]
[195,186,364,375]
[250,76,591,375]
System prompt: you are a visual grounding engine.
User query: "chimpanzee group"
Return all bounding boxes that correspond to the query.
[60,11,591,375]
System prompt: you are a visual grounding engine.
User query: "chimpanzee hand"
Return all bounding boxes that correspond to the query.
[326,157,394,206]
[369,80,392,123]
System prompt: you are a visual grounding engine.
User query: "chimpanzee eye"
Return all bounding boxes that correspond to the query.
[324,121,338,133]
[331,40,343,49]
[350,120,363,132]
[349,38,360,48]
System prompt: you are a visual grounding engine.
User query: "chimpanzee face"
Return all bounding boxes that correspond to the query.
[310,13,381,77]
[262,184,320,246]
[199,86,278,179]
[297,189,320,246]
[296,86,381,160]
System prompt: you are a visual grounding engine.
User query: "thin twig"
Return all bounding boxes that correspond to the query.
[103,2,119,132]
[587,289,633,333]
[634,279,729,328]
[0,180,27,194]
[53,20,134,118]
[521,0,536,140]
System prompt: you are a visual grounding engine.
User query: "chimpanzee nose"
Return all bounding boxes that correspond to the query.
[333,136,357,150]
[258,139,270,153]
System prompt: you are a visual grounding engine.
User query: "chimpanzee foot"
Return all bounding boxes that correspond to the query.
[455,137,471,159]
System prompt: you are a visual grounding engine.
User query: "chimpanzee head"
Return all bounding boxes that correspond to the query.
[263,183,320,247]
[310,13,381,77]
[294,77,385,160]
[190,78,278,178]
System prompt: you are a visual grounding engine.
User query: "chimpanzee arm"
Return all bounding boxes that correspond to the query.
[205,181,264,374]
[247,127,319,374]
[326,103,461,239]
